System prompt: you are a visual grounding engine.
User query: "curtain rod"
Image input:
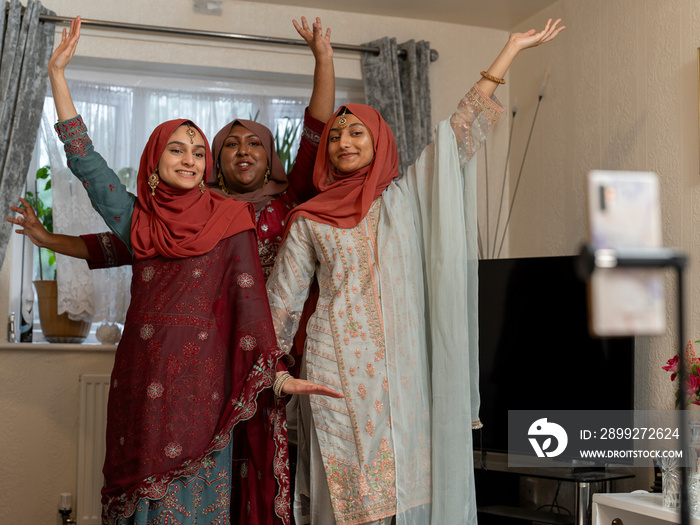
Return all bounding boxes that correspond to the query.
[38,14,439,62]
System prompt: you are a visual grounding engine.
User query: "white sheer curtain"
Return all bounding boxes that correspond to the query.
[42,81,134,324]
[37,77,312,329]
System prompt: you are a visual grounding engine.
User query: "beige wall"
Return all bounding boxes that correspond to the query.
[506,0,700,417]
[1,1,512,523]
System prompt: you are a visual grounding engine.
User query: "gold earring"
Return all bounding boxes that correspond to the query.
[199,180,206,194]
[262,168,270,187]
[148,169,159,195]
[217,172,229,194]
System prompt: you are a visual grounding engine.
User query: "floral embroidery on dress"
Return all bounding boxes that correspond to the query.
[366,419,375,436]
[192,267,203,278]
[167,356,182,375]
[366,362,375,377]
[240,335,257,352]
[147,382,164,399]
[261,224,269,232]
[198,331,208,341]
[140,324,155,340]
[241,462,249,478]
[67,136,91,157]
[164,442,183,458]
[357,384,367,400]
[183,342,200,357]
[237,273,254,288]
[147,482,168,499]
[374,399,383,414]
[382,377,389,393]
[141,266,155,282]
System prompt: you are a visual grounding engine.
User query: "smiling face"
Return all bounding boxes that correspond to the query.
[327,113,375,174]
[157,124,207,191]
[218,124,269,194]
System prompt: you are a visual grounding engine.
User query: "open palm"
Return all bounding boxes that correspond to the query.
[48,16,81,73]
[510,18,565,53]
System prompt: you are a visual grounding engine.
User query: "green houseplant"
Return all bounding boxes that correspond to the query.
[27,164,91,343]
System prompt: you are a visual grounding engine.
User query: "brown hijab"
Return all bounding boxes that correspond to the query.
[210,119,288,212]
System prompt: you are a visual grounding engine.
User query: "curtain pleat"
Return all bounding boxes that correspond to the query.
[0,0,54,266]
[361,37,432,175]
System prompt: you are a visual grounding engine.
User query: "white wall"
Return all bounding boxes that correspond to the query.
[507,0,700,416]
[1,1,512,523]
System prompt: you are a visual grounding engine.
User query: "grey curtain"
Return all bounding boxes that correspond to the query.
[361,38,432,175]
[0,0,55,266]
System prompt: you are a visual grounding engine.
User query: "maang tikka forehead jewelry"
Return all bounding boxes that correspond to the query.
[185,123,196,144]
[338,107,348,129]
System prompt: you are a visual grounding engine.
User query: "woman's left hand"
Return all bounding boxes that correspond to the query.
[293,16,333,60]
[509,18,565,53]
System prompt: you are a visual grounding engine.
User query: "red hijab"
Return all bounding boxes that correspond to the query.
[131,119,255,259]
[282,104,400,237]
[210,119,288,212]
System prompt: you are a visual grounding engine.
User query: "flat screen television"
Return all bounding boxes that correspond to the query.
[476,255,635,455]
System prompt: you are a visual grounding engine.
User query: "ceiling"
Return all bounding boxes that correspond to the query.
[236,0,560,31]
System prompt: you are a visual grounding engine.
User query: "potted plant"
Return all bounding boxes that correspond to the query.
[27,164,91,343]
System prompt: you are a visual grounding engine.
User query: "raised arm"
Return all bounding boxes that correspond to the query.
[46,16,135,249]
[47,16,80,122]
[476,18,565,98]
[450,18,565,165]
[293,16,335,123]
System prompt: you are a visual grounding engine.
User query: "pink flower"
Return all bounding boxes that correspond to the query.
[685,374,700,399]
[663,355,680,381]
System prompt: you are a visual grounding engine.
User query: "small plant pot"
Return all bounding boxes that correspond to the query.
[33,280,91,343]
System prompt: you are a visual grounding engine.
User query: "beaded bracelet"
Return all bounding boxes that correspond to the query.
[480,70,506,84]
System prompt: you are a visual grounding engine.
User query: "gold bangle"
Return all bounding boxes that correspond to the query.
[480,71,506,85]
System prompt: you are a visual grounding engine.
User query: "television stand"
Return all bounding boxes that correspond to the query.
[474,451,635,525]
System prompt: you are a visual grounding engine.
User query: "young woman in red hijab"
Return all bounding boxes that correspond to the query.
[266,20,564,525]
[40,17,342,525]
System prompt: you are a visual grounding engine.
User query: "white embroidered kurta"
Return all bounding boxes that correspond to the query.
[267,84,502,525]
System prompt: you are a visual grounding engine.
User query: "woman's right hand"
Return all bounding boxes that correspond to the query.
[48,16,81,76]
[280,375,344,398]
[6,197,52,248]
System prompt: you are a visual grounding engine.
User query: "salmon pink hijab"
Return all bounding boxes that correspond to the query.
[282,104,400,236]
[131,119,255,259]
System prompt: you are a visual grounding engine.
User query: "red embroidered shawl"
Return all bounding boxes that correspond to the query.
[102,231,289,524]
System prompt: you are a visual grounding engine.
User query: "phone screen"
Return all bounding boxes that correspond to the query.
[586,170,665,336]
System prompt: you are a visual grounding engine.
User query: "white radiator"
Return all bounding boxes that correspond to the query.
[77,374,110,525]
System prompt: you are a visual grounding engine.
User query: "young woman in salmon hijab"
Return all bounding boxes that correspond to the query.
[42,17,342,525]
[265,19,564,525]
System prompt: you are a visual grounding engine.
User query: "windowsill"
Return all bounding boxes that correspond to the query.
[0,341,117,352]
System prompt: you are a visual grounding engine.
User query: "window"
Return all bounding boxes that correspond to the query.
[8,62,362,343]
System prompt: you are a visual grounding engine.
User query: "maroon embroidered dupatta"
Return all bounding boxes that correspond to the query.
[102,231,289,524]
